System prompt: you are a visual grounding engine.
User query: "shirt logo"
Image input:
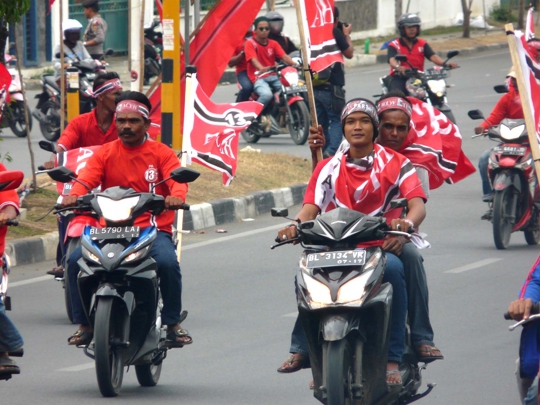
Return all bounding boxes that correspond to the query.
[145,165,158,183]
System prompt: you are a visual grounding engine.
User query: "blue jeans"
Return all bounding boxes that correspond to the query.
[68,231,183,326]
[314,87,342,156]
[479,148,492,199]
[290,252,407,363]
[236,70,253,102]
[253,75,281,108]
[0,299,23,352]
[525,376,538,405]
[400,243,434,348]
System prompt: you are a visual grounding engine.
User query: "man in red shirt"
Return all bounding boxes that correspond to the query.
[387,13,457,93]
[228,28,254,102]
[244,16,297,111]
[62,91,192,348]
[43,71,123,277]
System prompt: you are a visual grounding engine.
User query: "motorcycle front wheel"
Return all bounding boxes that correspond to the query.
[325,338,354,405]
[493,187,517,249]
[95,297,125,397]
[524,210,540,245]
[241,126,261,144]
[38,101,61,142]
[288,101,310,145]
[6,101,32,137]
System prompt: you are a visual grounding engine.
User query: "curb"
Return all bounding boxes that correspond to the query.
[7,184,307,266]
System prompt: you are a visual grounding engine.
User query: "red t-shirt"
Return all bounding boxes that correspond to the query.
[233,44,248,75]
[0,164,20,256]
[388,37,432,75]
[480,87,524,130]
[244,38,286,83]
[58,109,118,151]
[70,139,187,234]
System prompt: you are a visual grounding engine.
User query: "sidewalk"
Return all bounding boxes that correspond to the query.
[8,28,511,266]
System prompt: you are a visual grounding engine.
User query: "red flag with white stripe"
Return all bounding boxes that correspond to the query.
[0,64,11,117]
[182,74,264,186]
[296,0,344,72]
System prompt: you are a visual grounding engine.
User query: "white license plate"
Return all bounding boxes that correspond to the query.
[305,250,366,268]
[494,146,526,156]
[286,85,307,94]
[90,226,140,240]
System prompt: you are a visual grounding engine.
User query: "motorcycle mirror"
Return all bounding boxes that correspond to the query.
[271,208,289,217]
[46,166,77,183]
[105,48,114,56]
[467,109,484,120]
[55,53,61,58]
[39,140,56,154]
[0,170,24,192]
[390,198,408,210]
[169,168,200,184]
[494,84,509,94]
[446,50,459,59]
[395,54,408,63]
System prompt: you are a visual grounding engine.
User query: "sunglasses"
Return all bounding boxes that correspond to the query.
[257,27,270,31]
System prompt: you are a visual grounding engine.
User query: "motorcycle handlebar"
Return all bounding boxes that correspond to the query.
[504,302,540,320]
[37,165,46,171]
[6,219,18,226]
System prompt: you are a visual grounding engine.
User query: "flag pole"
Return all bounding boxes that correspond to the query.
[59,0,65,133]
[505,23,540,184]
[293,0,322,169]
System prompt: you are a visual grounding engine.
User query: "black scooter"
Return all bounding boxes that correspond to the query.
[271,200,435,404]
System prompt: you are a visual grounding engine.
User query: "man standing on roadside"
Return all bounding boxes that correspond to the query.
[82,0,108,60]
[313,6,353,158]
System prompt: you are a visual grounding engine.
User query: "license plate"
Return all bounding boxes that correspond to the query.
[89,226,140,240]
[286,85,307,94]
[494,146,527,156]
[305,250,366,268]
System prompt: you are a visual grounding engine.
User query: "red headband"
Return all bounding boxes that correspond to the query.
[88,78,123,98]
[377,97,412,118]
[116,100,149,120]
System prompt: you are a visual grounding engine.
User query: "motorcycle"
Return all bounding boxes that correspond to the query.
[0,169,25,381]
[468,109,539,249]
[32,49,113,142]
[46,165,199,397]
[271,200,435,405]
[241,63,310,145]
[1,54,32,137]
[378,50,459,124]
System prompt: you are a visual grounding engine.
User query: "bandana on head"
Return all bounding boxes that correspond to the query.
[86,78,123,99]
[116,100,149,120]
[377,96,412,118]
[340,98,379,126]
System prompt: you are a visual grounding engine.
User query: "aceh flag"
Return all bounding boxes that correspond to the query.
[295,0,344,72]
[182,73,263,186]
[400,98,476,189]
[55,146,101,196]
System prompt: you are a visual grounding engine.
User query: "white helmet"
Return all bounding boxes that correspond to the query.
[63,19,83,33]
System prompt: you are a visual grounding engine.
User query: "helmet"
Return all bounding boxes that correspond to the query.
[405,77,427,100]
[63,19,83,33]
[265,11,284,22]
[398,13,421,37]
[266,11,284,34]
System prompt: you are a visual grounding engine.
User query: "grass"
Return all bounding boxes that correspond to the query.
[7,150,313,240]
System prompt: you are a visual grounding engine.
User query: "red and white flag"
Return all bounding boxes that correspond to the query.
[0,64,11,117]
[296,0,344,72]
[526,7,535,41]
[55,146,101,196]
[182,73,263,186]
[400,98,476,189]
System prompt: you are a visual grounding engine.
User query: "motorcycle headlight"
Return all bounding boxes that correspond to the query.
[96,196,140,222]
[283,70,299,86]
[82,246,101,264]
[303,274,333,306]
[500,124,525,141]
[336,270,374,304]
[427,79,446,97]
[122,246,150,263]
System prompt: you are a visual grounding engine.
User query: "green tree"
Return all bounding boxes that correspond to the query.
[0,0,31,64]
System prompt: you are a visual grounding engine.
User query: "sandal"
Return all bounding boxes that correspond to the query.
[165,327,193,348]
[277,353,310,373]
[415,344,444,363]
[386,369,402,387]
[67,329,93,346]
[0,357,20,375]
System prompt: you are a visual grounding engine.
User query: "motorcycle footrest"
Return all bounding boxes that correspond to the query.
[9,348,23,358]
[111,339,130,348]
[402,382,436,404]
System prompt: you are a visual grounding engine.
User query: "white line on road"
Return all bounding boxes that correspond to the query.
[445,258,503,274]
[9,275,51,288]
[58,362,94,372]
[282,312,297,318]
[473,94,498,99]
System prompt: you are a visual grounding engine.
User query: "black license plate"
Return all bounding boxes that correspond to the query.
[305,250,366,268]
[494,146,526,156]
[286,85,307,94]
[89,226,140,240]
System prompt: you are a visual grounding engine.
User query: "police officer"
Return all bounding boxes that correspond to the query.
[82,0,108,60]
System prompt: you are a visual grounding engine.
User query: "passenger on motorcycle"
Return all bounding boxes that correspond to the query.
[0,164,22,377]
[52,19,97,83]
[265,11,298,55]
[62,91,192,348]
[387,13,458,94]
[228,28,254,103]
[244,17,298,125]
[475,71,524,220]
[507,255,540,404]
[278,98,426,387]
[43,71,123,278]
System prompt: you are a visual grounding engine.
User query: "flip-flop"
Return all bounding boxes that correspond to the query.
[277,353,310,373]
[165,327,193,348]
[416,344,444,363]
[0,357,20,375]
[386,369,402,387]
[67,329,93,346]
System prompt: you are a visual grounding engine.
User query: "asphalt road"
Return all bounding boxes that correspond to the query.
[2,50,537,404]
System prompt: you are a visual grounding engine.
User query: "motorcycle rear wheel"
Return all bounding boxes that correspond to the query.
[63,237,80,324]
[6,101,32,137]
[325,338,354,405]
[38,101,61,142]
[493,188,517,249]
[288,101,310,145]
[135,363,162,387]
[95,297,125,397]
[241,127,261,144]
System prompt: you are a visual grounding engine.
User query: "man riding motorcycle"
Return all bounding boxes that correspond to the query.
[62,91,192,348]
[387,13,458,94]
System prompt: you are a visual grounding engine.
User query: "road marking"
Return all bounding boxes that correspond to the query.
[473,94,498,99]
[445,258,503,274]
[9,275,51,288]
[58,362,94,372]
[283,311,297,318]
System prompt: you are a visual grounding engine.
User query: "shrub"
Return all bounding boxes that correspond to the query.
[490,4,515,22]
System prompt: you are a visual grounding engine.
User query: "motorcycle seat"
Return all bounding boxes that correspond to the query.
[43,75,59,90]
